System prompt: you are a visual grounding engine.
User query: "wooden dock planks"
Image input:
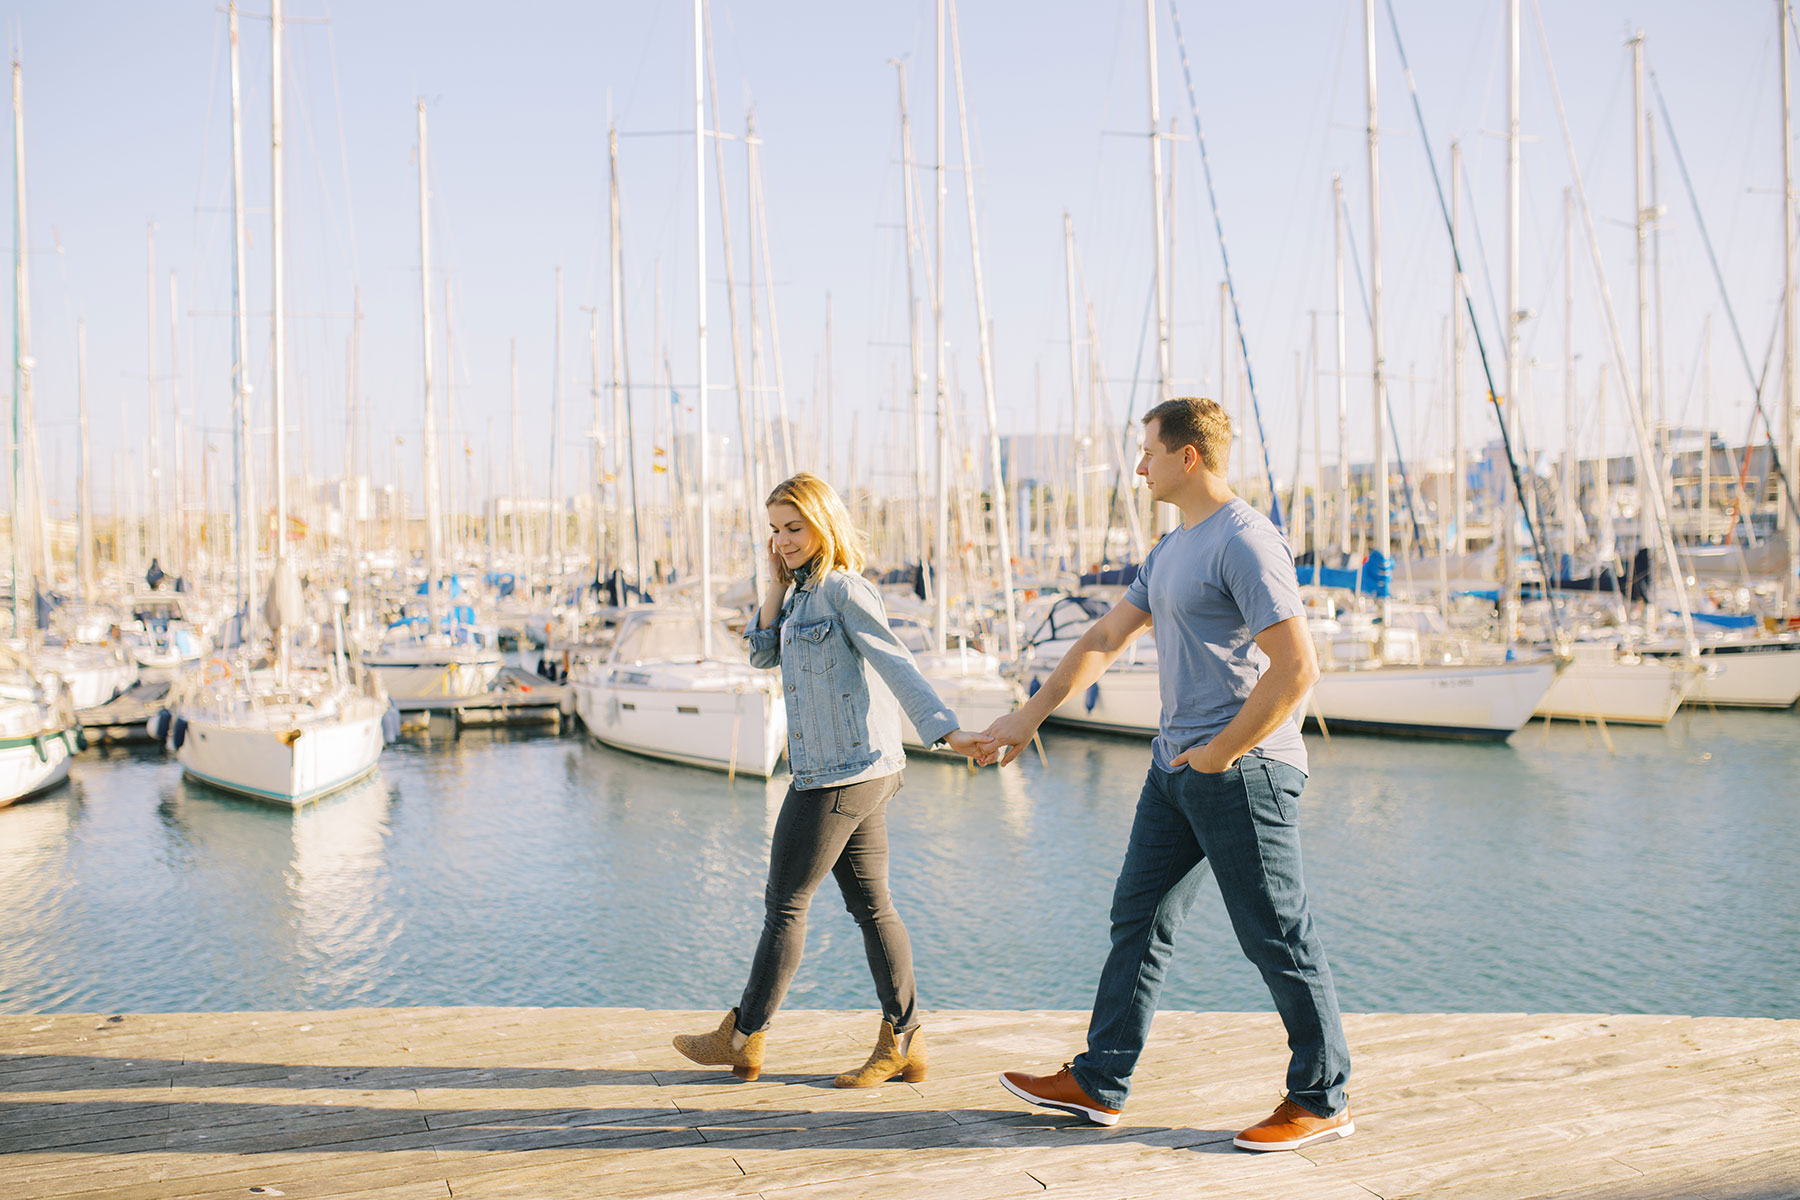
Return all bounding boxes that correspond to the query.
[2,1006,1795,1199]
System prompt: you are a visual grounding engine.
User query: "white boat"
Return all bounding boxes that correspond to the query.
[573,608,786,777]
[174,670,387,807]
[0,684,76,807]
[34,641,137,711]
[127,593,212,675]
[1309,658,1559,740]
[363,628,504,700]
[1016,594,1160,736]
[1643,632,1800,709]
[884,614,1021,751]
[1534,641,1703,725]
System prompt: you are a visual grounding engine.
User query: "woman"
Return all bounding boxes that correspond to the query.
[673,472,984,1087]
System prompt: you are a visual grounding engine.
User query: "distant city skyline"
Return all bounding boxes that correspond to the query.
[6,1,1793,522]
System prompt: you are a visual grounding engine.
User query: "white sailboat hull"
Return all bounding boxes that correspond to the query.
[176,700,385,807]
[366,650,503,700]
[1309,660,1558,740]
[576,666,786,777]
[37,648,137,711]
[1022,647,1159,734]
[0,725,75,806]
[1534,649,1699,725]
[901,650,1022,752]
[1647,638,1800,708]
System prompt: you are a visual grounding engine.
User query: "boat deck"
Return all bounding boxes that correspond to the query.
[74,680,171,745]
[388,667,571,731]
[3,1006,1793,1199]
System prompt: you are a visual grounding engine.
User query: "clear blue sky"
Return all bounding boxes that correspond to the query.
[8,1,1791,518]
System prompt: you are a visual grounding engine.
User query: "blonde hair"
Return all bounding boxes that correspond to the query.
[766,472,867,587]
[1144,396,1232,474]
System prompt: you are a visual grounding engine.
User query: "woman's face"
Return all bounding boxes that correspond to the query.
[768,502,820,570]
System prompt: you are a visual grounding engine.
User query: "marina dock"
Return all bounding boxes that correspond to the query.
[4,1006,1793,1199]
[388,667,571,735]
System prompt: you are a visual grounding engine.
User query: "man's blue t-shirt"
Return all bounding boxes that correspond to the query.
[1123,497,1308,775]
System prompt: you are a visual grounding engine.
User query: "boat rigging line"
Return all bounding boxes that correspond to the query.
[1379,0,1567,644]
[1165,0,1283,528]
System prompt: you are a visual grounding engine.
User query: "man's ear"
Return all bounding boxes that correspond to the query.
[1183,443,1200,473]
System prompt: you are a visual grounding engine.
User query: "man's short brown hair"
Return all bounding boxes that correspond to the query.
[1143,396,1231,473]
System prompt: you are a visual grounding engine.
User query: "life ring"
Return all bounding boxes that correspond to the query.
[202,657,232,684]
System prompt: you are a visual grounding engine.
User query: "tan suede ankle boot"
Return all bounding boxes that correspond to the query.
[672,1008,765,1081]
[833,1019,926,1088]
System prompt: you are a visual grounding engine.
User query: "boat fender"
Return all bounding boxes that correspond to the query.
[1084,682,1100,712]
[69,728,88,753]
[170,716,189,752]
[1027,676,1041,698]
[32,734,47,763]
[148,708,171,744]
[381,703,402,745]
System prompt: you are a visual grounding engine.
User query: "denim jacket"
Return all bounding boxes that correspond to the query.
[744,565,959,790]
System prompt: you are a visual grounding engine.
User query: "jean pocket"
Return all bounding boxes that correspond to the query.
[1251,760,1298,825]
[831,779,888,819]
[787,618,838,676]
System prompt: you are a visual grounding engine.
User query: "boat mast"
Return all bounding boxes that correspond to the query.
[12,57,46,636]
[147,224,165,575]
[1063,214,1086,573]
[1563,188,1578,567]
[550,266,563,575]
[416,100,443,633]
[1631,31,1654,636]
[228,1,255,637]
[694,0,713,657]
[1144,0,1169,404]
[894,61,930,599]
[948,0,1018,655]
[1782,0,1798,613]
[509,338,521,562]
[270,0,291,680]
[933,0,949,652]
[1450,143,1466,558]
[1363,0,1391,641]
[1502,0,1520,645]
[77,319,95,605]
[1332,175,1350,557]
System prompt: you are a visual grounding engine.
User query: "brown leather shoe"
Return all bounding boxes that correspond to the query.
[1233,1096,1354,1151]
[998,1063,1121,1126]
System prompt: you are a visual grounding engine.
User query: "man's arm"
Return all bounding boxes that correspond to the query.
[977,599,1153,766]
[1171,615,1318,773]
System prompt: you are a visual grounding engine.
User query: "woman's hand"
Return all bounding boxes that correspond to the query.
[765,534,786,586]
[944,729,986,762]
[974,710,1039,767]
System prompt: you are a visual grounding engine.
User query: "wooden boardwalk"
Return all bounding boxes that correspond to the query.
[3,1007,1795,1200]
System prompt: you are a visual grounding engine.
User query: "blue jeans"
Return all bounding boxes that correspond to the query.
[1070,758,1351,1117]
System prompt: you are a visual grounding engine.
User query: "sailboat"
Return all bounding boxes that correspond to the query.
[1297,0,1559,740]
[574,0,786,778]
[362,102,503,703]
[169,0,386,807]
[0,56,81,807]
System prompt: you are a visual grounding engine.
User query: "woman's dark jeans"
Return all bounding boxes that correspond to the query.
[1070,758,1352,1117]
[736,771,916,1035]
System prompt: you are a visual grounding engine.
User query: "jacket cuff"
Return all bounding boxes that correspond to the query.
[914,708,959,748]
[744,624,780,651]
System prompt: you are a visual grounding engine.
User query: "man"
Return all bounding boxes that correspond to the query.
[978,396,1352,1152]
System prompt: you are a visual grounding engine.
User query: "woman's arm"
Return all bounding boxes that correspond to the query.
[742,542,789,670]
[827,574,959,747]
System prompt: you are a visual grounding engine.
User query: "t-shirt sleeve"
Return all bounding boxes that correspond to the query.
[1220,522,1306,636]
[1123,536,1161,612]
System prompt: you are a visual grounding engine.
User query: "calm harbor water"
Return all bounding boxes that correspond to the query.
[2,711,1797,1019]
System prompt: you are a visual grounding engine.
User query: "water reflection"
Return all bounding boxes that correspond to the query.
[4,713,1796,1018]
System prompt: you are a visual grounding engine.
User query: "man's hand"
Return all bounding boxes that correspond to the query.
[943,730,986,762]
[976,709,1040,767]
[1169,741,1236,774]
